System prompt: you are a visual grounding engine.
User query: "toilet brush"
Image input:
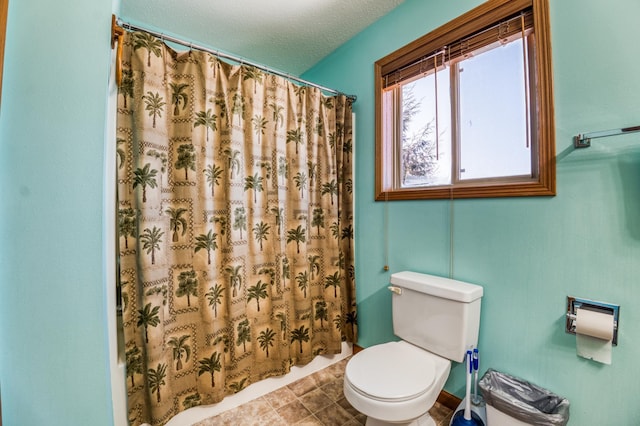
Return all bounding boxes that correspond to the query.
[472,348,480,404]
[470,348,487,425]
[450,350,484,426]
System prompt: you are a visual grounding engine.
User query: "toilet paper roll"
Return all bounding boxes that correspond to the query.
[575,308,614,364]
[575,308,614,340]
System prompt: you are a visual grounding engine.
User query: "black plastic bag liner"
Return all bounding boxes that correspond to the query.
[478,369,570,426]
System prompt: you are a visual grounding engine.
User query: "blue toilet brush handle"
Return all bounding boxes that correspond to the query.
[472,348,479,402]
[450,350,481,426]
[472,348,480,405]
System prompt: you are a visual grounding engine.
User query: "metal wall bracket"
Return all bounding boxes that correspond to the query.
[574,125,640,148]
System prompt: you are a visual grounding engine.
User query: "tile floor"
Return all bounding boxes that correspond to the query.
[194,357,454,426]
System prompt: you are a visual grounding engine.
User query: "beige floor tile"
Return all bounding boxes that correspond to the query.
[263,385,298,410]
[313,402,353,425]
[287,375,319,397]
[253,410,287,425]
[310,368,337,387]
[430,401,453,424]
[335,396,359,418]
[235,397,274,418]
[325,359,348,379]
[320,379,344,402]
[276,399,312,424]
[298,388,333,414]
[294,415,324,425]
[212,407,244,425]
[195,355,454,425]
[353,413,367,424]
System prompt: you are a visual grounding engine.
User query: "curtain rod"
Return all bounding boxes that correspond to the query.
[111,15,356,102]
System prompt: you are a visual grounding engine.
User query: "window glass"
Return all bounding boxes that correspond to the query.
[458,38,532,181]
[400,69,451,187]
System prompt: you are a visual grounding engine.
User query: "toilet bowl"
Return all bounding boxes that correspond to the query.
[344,341,451,426]
[343,272,483,426]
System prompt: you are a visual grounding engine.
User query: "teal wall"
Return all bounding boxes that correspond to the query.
[304,0,640,424]
[0,0,116,425]
[2,0,639,425]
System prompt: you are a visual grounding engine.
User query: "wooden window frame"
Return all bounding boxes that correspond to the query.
[374,0,555,201]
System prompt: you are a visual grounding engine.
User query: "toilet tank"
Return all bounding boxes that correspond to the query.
[390,271,483,363]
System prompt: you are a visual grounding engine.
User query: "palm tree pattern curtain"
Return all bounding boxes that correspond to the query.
[116,30,356,425]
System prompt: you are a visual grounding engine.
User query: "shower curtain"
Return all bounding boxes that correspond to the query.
[116,30,356,425]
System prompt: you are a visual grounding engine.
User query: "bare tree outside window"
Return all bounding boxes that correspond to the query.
[400,83,439,186]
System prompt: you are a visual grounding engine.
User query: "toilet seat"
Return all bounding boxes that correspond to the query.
[343,340,452,424]
[345,341,437,402]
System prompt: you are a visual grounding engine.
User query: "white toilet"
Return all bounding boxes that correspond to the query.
[344,271,483,426]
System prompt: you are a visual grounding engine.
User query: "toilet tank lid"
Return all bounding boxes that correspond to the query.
[390,271,483,302]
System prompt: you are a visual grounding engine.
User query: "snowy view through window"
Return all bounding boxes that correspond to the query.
[400,38,531,188]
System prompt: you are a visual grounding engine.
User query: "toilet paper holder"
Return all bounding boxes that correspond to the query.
[565,296,619,345]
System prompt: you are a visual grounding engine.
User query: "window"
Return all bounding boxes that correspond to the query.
[375,0,555,200]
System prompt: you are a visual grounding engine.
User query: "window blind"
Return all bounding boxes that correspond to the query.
[382,9,534,89]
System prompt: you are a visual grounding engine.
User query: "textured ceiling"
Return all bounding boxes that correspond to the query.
[121,0,404,75]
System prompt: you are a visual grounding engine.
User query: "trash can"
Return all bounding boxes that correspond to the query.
[478,369,570,426]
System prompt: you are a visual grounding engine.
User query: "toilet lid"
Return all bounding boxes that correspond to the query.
[346,341,436,402]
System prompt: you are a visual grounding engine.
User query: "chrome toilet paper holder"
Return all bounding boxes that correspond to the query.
[565,296,619,346]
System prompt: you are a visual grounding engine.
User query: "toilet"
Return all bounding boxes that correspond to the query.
[344,271,483,426]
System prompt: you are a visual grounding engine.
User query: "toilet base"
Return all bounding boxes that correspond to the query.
[365,412,436,426]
